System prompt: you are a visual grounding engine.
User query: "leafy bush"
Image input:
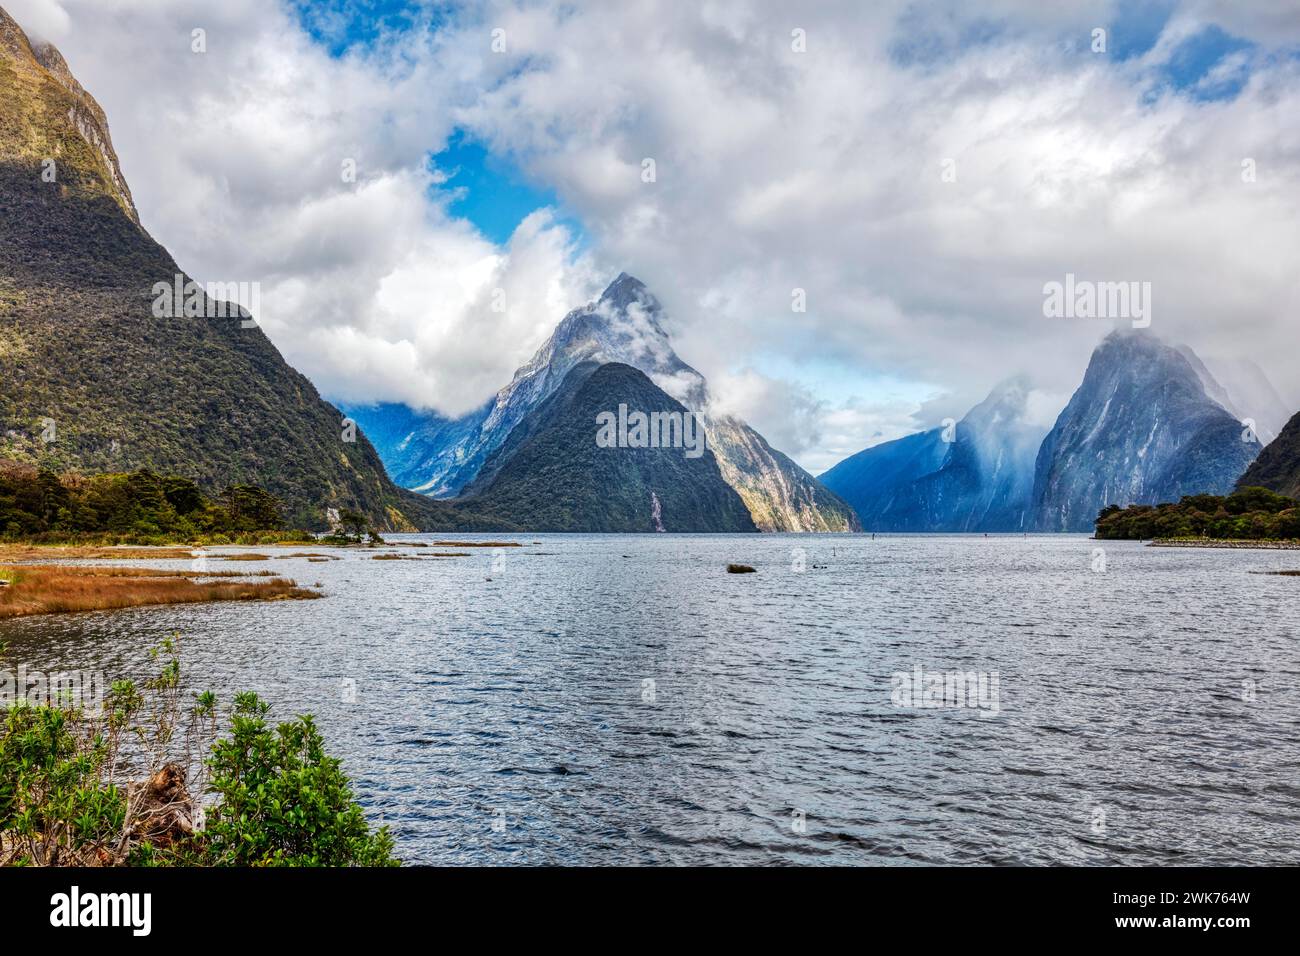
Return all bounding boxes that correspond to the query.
[202,694,396,866]
[0,637,395,867]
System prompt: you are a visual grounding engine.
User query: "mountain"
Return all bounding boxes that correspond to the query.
[1030,331,1260,532]
[818,428,947,529]
[818,377,1046,532]
[342,400,490,493]
[1201,355,1291,446]
[1236,410,1300,498]
[0,6,460,531]
[347,274,860,532]
[459,362,756,532]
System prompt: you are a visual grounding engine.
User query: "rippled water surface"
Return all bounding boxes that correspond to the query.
[3,534,1298,865]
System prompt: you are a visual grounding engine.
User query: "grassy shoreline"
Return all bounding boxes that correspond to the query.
[0,563,320,619]
[5,530,318,548]
[1148,538,1300,550]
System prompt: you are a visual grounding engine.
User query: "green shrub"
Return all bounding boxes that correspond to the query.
[0,637,395,867]
[201,693,397,867]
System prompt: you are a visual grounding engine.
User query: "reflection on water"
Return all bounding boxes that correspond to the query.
[2,533,1297,865]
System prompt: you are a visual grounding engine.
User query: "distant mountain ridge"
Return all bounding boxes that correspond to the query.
[819,377,1046,532]
[1200,355,1291,446]
[1030,331,1260,532]
[822,332,1274,534]
[347,274,860,532]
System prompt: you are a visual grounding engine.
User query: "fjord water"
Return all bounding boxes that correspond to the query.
[3,534,1296,865]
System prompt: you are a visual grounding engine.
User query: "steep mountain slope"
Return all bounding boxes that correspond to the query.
[819,428,949,529]
[819,377,1046,532]
[1236,410,1300,498]
[0,7,460,530]
[461,362,757,532]
[1202,355,1291,446]
[349,274,859,531]
[344,400,490,492]
[880,377,1046,531]
[1030,331,1260,532]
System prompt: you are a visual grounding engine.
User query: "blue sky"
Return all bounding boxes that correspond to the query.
[146,0,1284,467]
[429,132,580,246]
[295,0,580,246]
[26,0,1299,471]
[289,0,1267,264]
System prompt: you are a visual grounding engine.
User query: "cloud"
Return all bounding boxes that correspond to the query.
[449,0,1300,440]
[4,0,69,41]
[13,0,602,414]
[15,0,1300,472]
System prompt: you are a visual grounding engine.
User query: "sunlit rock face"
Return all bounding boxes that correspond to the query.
[1030,331,1260,532]
[350,273,860,532]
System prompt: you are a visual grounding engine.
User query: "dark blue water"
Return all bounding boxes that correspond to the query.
[3,534,1297,865]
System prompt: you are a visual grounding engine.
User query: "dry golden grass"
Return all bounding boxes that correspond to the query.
[0,564,320,619]
[217,553,272,561]
[425,541,521,548]
[0,544,198,562]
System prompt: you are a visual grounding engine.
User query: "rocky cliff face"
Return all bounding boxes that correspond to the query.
[819,377,1046,532]
[0,9,136,221]
[350,274,860,531]
[1200,355,1291,447]
[1237,410,1300,498]
[0,5,458,530]
[1030,331,1260,532]
[460,362,757,533]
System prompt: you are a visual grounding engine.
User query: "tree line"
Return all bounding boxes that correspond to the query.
[1095,486,1300,540]
[0,464,284,540]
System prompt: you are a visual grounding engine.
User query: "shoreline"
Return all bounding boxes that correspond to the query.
[0,558,321,620]
[1147,538,1300,550]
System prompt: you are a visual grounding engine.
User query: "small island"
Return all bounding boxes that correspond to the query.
[1094,486,1300,547]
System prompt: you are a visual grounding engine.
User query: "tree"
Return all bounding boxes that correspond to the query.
[334,508,368,543]
[201,694,397,867]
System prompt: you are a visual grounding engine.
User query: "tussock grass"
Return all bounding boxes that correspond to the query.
[0,544,198,561]
[0,564,320,619]
[425,541,521,548]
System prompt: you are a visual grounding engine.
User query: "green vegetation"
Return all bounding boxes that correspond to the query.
[1237,411,1300,498]
[1095,486,1300,540]
[322,506,385,546]
[0,464,290,542]
[0,635,396,867]
[460,362,757,532]
[0,27,466,533]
